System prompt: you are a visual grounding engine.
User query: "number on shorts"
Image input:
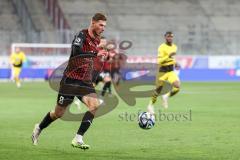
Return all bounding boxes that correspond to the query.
[59,96,64,104]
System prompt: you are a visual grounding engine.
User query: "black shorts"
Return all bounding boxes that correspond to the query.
[57,76,96,106]
[92,71,103,85]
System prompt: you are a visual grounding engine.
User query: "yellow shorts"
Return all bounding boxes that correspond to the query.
[155,71,179,86]
[12,67,22,78]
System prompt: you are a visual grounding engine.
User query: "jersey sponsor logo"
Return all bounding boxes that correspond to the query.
[73,37,82,45]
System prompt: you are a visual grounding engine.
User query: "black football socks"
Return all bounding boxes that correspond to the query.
[39,112,54,130]
[101,81,111,96]
[77,111,94,136]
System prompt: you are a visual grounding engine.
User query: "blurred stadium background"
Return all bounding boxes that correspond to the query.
[0,0,240,81]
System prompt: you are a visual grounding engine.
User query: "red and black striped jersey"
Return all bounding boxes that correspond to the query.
[63,29,100,82]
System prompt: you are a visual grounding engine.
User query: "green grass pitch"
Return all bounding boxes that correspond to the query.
[0,82,240,160]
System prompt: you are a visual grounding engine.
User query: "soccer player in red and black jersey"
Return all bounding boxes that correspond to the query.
[92,37,112,97]
[111,52,127,88]
[101,57,112,96]
[32,13,108,150]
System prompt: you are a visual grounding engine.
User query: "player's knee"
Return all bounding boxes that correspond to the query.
[104,76,111,82]
[51,111,63,119]
[50,111,58,120]
[173,81,181,88]
[52,105,66,118]
[87,99,100,112]
[91,100,100,110]
[156,80,164,87]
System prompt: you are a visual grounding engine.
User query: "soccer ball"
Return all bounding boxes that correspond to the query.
[138,112,155,129]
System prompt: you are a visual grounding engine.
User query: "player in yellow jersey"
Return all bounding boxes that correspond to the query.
[148,32,181,113]
[10,47,26,88]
